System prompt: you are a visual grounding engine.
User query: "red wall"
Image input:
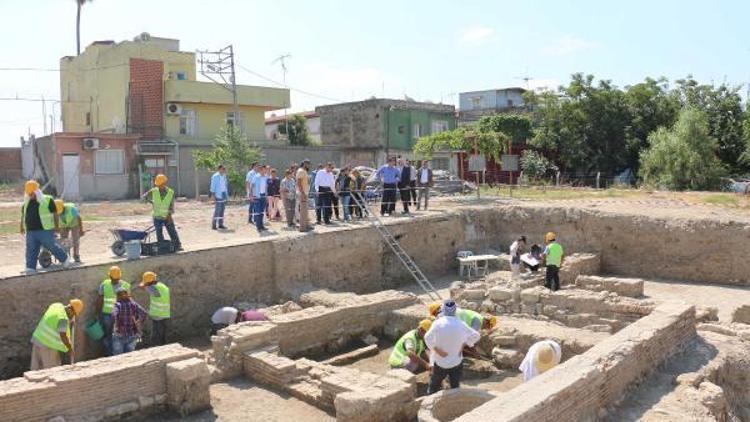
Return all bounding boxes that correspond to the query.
[128,58,164,139]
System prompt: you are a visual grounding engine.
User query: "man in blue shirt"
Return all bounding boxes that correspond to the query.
[376,157,401,216]
[210,164,228,230]
[249,165,269,232]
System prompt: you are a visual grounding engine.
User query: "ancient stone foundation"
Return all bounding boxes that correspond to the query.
[0,344,207,422]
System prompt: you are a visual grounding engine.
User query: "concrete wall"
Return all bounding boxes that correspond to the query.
[455,302,696,422]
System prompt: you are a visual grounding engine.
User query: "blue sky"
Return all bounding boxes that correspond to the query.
[1,0,749,146]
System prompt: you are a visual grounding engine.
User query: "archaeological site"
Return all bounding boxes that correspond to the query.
[2,202,750,422]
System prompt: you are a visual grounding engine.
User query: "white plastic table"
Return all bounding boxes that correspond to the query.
[457,254,499,278]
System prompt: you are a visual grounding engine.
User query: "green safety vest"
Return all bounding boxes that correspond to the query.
[148,282,171,319]
[100,279,132,315]
[151,187,174,219]
[22,195,55,231]
[388,329,425,367]
[457,309,483,330]
[60,204,79,229]
[32,303,70,353]
[546,242,564,267]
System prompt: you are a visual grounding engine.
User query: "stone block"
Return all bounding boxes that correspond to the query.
[491,335,517,347]
[491,347,524,369]
[138,395,155,409]
[575,275,644,298]
[104,401,139,418]
[488,286,514,302]
[732,305,750,324]
[696,306,719,323]
[165,357,212,416]
[520,288,542,304]
[462,289,487,301]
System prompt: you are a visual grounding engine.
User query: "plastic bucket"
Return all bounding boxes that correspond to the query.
[85,319,104,341]
[125,240,142,260]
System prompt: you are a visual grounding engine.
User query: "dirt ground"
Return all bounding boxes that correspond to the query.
[0,198,454,277]
[146,378,335,422]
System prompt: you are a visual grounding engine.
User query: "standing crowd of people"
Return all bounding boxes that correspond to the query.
[207,157,436,234]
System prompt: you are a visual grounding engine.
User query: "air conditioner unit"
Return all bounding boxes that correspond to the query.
[82,138,100,150]
[166,103,182,116]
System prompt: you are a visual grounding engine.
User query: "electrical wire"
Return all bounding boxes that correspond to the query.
[237,64,344,103]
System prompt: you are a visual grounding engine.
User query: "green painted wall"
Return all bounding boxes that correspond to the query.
[385,109,456,151]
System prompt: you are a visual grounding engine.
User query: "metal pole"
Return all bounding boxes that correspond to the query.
[228,45,240,133]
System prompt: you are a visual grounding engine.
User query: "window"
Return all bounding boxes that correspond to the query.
[179,108,196,136]
[507,99,514,108]
[85,112,91,126]
[397,125,405,135]
[95,149,124,175]
[175,71,187,80]
[431,120,449,134]
[226,111,243,128]
[413,123,422,139]
[432,158,449,170]
[471,96,482,109]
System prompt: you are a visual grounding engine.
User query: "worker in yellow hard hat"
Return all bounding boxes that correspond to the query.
[542,232,564,292]
[389,319,433,374]
[54,199,84,263]
[138,271,171,346]
[30,298,83,370]
[96,266,130,356]
[141,174,182,252]
[428,302,442,318]
[20,180,72,274]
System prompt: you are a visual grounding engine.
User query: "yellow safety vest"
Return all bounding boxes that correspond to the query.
[151,187,174,219]
[22,195,55,231]
[60,204,79,229]
[31,303,70,353]
[99,279,132,315]
[457,309,483,330]
[149,282,171,319]
[388,329,425,367]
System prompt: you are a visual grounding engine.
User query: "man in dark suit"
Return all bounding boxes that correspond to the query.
[398,159,413,214]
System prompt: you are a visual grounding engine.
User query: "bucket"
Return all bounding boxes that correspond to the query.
[125,240,141,260]
[85,319,104,341]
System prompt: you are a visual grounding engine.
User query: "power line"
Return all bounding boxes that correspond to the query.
[237,64,343,103]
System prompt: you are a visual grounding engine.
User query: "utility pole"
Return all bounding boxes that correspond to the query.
[271,54,292,139]
[198,45,240,133]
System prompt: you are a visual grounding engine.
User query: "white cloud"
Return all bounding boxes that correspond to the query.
[460,25,495,45]
[527,78,560,91]
[543,35,598,56]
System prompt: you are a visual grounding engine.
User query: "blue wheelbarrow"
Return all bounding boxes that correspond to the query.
[109,226,154,257]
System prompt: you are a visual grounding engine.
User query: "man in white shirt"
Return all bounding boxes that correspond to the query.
[509,236,527,280]
[249,166,269,232]
[210,164,228,230]
[424,299,480,394]
[519,340,561,381]
[210,306,240,335]
[314,163,336,225]
[245,162,260,224]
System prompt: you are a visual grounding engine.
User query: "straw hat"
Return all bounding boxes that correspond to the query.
[534,343,558,373]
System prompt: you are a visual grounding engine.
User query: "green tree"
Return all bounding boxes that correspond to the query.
[520,150,556,181]
[476,114,532,145]
[75,0,93,55]
[526,73,631,176]
[623,77,680,172]
[639,108,725,190]
[674,77,746,173]
[193,125,263,195]
[278,114,311,146]
[413,126,508,162]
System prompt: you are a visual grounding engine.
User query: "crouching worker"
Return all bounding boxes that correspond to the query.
[389,319,433,374]
[456,309,497,333]
[519,340,561,381]
[30,299,83,370]
[55,199,84,263]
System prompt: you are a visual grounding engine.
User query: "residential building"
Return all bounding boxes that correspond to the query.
[458,87,527,122]
[316,98,457,168]
[47,33,288,200]
[265,111,320,143]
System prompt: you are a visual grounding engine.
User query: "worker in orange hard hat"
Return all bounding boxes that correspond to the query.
[141,174,182,252]
[30,298,83,370]
[20,180,72,274]
[138,271,171,346]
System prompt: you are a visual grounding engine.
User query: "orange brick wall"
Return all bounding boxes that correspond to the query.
[129,58,164,139]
